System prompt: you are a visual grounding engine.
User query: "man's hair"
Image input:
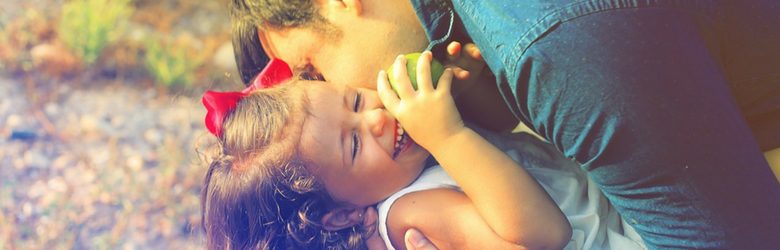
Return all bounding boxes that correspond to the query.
[231,0,323,29]
[200,81,371,249]
[229,0,334,84]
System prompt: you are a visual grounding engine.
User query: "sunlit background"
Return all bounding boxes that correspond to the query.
[0,0,242,248]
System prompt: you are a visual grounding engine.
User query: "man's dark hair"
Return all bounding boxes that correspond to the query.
[230,0,328,84]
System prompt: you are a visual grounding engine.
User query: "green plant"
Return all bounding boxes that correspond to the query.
[143,37,204,87]
[58,0,133,65]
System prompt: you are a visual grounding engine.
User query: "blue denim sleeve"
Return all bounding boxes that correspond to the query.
[504,7,780,249]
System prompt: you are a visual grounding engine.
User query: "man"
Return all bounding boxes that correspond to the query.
[230,0,780,248]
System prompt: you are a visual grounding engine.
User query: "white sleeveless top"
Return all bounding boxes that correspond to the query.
[376,131,646,250]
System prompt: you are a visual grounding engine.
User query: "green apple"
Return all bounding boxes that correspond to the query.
[386,52,445,93]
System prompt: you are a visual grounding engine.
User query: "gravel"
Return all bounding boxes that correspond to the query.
[0,78,215,249]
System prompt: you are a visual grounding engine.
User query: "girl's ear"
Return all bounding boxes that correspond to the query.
[321,207,365,231]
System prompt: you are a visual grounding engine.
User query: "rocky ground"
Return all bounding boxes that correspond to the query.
[0,78,216,249]
[0,0,239,249]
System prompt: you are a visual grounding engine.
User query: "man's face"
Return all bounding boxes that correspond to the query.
[257,0,429,90]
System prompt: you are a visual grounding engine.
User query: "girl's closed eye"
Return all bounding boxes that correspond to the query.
[353,91,362,112]
[351,91,363,163]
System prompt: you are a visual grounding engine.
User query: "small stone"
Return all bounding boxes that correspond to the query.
[44,102,59,116]
[110,115,126,128]
[6,114,21,128]
[13,157,25,170]
[89,148,111,166]
[47,177,68,193]
[28,180,47,198]
[127,155,144,171]
[99,192,113,204]
[123,242,136,250]
[144,129,163,145]
[51,154,73,170]
[22,202,33,217]
[80,169,97,184]
[80,114,99,133]
[23,150,50,169]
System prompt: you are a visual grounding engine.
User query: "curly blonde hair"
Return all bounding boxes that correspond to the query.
[201,82,371,249]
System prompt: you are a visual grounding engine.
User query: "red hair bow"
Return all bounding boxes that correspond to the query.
[202,59,293,137]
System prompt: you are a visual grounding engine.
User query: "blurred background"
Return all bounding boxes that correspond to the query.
[0,0,242,248]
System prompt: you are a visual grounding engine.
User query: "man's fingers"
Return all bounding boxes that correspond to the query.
[405,228,438,250]
[450,67,471,80]
[463,43,482,60]
[446,41,462,58]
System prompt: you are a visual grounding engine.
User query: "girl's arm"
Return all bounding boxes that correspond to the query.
[378,53,571,249]
[429,128,570,249]
[387,188,563,250]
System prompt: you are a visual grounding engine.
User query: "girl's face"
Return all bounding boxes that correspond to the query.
[298,81,429,206]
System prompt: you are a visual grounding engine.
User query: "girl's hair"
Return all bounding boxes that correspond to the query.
[229,0,332,84]
[201,82,371,249]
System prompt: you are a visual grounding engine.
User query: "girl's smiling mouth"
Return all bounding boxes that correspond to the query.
[392,120,410,159]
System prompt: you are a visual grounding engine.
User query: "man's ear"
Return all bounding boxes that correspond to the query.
[321,207,364,231]
[326,0,363,16]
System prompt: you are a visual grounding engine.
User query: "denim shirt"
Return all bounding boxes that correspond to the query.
[410,0,719,126]
[412,0,780,148]
[408,1,780,248]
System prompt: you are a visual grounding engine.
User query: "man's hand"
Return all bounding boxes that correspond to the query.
[443,42,485,97]
[363,206,438,250]
[404,228,438,250]
[445,41,484,80]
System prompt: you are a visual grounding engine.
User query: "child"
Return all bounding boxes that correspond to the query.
[200,53,642,249]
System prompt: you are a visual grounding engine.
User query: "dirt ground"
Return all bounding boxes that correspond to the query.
[0,0,242,249]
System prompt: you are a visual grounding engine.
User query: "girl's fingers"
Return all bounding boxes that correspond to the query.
[437,68,454,94]
[416,51,434,93]
[377,70,400,112]
[392,55,416,99]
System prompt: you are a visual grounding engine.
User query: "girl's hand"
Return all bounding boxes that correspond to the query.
[377,51,466,152]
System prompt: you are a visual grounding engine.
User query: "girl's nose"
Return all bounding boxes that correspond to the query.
[364,109,388,137]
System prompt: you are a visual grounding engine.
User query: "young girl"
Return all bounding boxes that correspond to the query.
[200,53,643,249]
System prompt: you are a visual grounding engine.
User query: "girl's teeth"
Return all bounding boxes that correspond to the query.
[394,121,406,156]
[395,121,404,144]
